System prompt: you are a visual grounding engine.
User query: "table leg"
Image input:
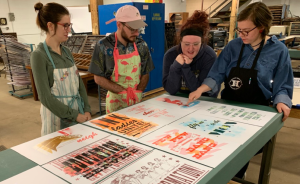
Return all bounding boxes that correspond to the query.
[258,134,277,184]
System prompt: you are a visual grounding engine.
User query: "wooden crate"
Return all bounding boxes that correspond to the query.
[268,5,284,25]
[72,53,92,70]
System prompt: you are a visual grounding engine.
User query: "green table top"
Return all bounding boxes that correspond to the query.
[0,95,283,184]
[0,149,37,182]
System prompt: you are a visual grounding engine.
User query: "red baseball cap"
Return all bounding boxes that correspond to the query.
[115,5,147,29]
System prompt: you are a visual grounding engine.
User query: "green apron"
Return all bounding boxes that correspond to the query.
[106,33,143,113]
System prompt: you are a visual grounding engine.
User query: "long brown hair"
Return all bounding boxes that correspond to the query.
[34,2,69,35]
[177,10,210,45]
[237,2,273,38]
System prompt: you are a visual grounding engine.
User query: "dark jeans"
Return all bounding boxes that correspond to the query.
[235,147,264,178]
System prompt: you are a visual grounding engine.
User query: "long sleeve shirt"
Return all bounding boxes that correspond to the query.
[30,42,91,121]
[163,45,219,97]
[203,36,294,108]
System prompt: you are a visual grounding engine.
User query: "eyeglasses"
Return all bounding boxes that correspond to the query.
[234,26,257,36]
[121,23,139,33]
[182,42,201,47]
[57,22,72,30]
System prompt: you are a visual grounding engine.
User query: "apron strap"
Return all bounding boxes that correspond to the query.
[54,92,85,114]
[112,33,138,82]
[237,39,265,69]
[119,87,139,106]
[43,41,75,69]
[236,44,245,68]
[113,33,120,82]
[43,41,56,69]
[251,39,265,70]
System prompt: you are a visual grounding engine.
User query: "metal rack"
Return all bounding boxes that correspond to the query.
[0,35,32,98]
[62,35,106,55]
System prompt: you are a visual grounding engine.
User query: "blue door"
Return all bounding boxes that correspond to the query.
[134,3,152,92]
[150,3,165,90]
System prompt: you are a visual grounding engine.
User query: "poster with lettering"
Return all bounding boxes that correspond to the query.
[194,102,277,127]
[42,135,153,184]
[138,126,240,168]
[116,101,188,125]
[101,149,212,184]
[1,166,68,184]
[12,124,110,165]
[144,94,203,113]
[169,112,261,145]
[85,113,160,140]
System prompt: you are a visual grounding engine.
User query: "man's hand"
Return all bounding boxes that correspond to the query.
[276,102,290,122]
[94,75,125,94]
[137,74,149,91]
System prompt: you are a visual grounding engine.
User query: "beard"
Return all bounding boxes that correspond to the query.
[121,28,137,43]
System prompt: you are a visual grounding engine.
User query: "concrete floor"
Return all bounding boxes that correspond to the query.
[0,68,299,184]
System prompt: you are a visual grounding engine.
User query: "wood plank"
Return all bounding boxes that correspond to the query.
[229,0,238,41]
[90,0,103,35]
[143,87,164,97]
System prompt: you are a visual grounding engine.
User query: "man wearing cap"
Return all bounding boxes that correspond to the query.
[89,5,154,113]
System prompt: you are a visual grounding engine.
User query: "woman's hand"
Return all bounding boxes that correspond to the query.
[186,89,203,105]
[175,54,185,65]
[76,113,88,123]
[276,102,290,122]
[85,112,92,121]
[182,54,193,65]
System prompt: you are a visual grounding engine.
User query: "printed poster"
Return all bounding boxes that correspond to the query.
[138,125,240,168]
[43,135,153,184]
[116,101,189,125]
[169,112,261,145]
[102,150,212,184]
[85,113,160,140]
[1,166,68,184]
[144,94,203,113]
[195,102,277,127]
[12,124,110,165]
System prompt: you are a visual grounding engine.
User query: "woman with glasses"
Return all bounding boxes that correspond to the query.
[31,2,91,136]
[163,10,219,97]
[187,2,293,178]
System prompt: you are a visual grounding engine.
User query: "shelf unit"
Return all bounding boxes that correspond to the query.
[169,12,189,33]
[268,5,285,25]
[62,35,106,55]
[288,22,300,36]
[165,22,176,51]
